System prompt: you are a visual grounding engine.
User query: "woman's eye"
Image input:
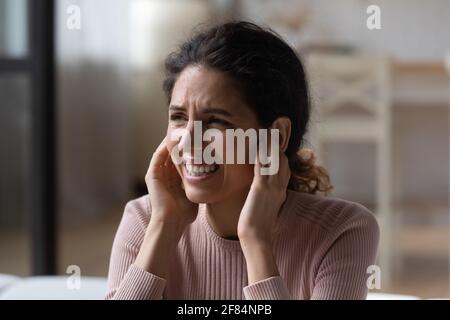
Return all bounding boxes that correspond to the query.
[170,114,187,122]
[208,117,231,127]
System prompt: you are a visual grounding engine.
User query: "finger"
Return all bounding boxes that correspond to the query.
[279,152,289,175]
[164,148,172,166]
[147,138,170,181]
[253,150,261,177]
[167,160,182,186]
[149,137,169,171]
[165,145,184,179]
[279,152,291,188]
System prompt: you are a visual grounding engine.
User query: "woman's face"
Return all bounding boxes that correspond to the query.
[166,65,260,204]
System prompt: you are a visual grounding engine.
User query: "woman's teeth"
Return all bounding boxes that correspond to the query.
[185,163,218,176]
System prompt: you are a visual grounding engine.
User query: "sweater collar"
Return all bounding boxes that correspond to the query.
[197,189,296,251]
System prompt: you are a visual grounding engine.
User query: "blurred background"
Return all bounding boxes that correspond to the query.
[1,0,450,299]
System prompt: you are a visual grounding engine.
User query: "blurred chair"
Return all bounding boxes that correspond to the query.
[305,52,394,286]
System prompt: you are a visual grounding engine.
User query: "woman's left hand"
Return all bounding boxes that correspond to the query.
[237,151,291,245]
[237,151,291,285]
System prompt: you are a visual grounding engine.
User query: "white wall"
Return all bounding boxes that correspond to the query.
[239,0,450,61]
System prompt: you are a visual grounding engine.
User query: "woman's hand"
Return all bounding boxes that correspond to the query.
[145,137,199,233]
[135,137,198,278]
[237,151,291,244]
[237,151,291,285]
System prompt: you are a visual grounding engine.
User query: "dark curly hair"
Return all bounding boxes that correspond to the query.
[162,21,333,195]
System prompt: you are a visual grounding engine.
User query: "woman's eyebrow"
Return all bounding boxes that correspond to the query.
[169,105,186,112]
[169,105,233,118]
[202,107,233,118]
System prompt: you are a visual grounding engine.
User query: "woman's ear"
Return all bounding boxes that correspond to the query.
[270,116,291,153]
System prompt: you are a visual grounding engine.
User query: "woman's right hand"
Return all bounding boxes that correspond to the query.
[145,137,199,234]
[134,138,197,277]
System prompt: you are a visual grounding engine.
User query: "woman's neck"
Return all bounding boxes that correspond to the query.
[203,189,249,240]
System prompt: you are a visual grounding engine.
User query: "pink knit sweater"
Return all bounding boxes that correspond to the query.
[105,189,379,300]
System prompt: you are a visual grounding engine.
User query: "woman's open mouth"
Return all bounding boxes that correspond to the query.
[183,163,220,182]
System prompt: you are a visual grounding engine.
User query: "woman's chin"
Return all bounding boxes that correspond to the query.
[184,187,219,204]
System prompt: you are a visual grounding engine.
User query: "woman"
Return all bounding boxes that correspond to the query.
[105,21,379,300]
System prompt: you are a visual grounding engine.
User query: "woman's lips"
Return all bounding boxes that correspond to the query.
[182,163,220,183]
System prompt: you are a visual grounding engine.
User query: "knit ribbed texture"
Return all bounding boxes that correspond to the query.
[105,189,379,300]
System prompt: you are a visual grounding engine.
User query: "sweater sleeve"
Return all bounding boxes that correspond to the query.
[105,198,167,300]
[243,276,291,300]
[311,204,380,300]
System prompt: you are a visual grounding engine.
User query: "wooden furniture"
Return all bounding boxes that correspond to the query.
[305,52,394,285]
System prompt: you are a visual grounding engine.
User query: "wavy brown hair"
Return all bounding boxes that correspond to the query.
[162,21,333,195]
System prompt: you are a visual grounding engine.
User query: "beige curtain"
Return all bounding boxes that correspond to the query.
[57,0,131,223]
